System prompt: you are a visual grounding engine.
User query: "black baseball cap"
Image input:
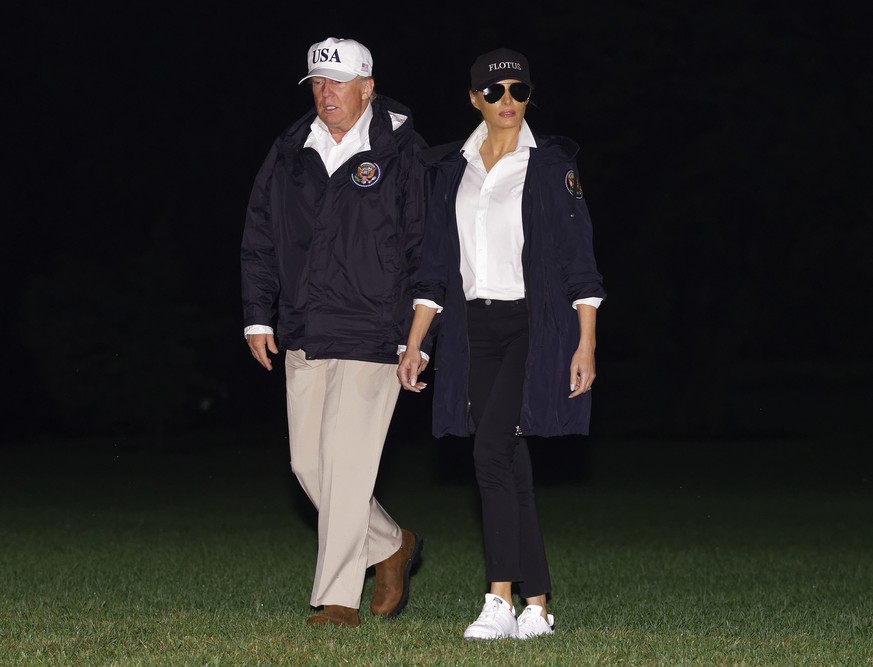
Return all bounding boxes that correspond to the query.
[470,48,532,90]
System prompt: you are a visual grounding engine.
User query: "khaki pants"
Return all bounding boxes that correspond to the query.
[285,349,402,608]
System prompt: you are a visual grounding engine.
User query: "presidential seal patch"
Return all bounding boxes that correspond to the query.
[565,169,584,199]
[351,161,381,187]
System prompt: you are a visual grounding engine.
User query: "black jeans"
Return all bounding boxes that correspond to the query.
[467,298,551,599]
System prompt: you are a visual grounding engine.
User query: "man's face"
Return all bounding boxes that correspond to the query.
[310,76,374,140]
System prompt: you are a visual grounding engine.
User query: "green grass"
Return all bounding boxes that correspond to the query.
[1,431,871,666]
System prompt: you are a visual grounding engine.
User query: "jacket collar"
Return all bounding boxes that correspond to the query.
[279,96,409,157]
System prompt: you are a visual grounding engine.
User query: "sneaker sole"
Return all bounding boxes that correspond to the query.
[464,634,517,641]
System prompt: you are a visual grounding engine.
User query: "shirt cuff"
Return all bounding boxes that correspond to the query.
[397,345,430,362]
[244,324,274,337]
[572,297,603,310]
[413,298,443,313]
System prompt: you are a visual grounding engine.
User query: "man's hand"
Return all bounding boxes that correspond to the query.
[246,333,278,371]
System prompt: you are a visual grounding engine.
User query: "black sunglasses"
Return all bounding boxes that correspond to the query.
[480,82,532,104]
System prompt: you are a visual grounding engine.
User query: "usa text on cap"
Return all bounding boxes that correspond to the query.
[299,37,373,84]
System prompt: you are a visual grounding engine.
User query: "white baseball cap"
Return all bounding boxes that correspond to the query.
[298,37,373,84]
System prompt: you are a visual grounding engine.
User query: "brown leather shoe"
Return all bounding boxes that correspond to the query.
[370,528,423,618]
[305,605,361,628]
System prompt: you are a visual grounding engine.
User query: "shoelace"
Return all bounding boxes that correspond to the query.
[477,599,504,621]
[482,600,500,616]
[518,609,547,625]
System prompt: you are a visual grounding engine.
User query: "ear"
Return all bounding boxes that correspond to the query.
[361,78,375,99]
[469,90,481,111]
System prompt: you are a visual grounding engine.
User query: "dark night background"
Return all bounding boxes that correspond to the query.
[3,2,871,471]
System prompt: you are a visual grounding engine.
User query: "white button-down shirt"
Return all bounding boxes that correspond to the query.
[303,103,373,176]
[456,119,533,301]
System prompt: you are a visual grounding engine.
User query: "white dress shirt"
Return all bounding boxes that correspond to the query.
[457,119,532,301]
[303,103,373,176]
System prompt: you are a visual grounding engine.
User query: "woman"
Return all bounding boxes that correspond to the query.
[397,48,605,640]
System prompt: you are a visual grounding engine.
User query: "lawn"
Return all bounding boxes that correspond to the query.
[1,426,871,666]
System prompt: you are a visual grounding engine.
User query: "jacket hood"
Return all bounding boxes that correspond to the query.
[371,95,415,128]
[539,133,580,162]
[419,140,465,167]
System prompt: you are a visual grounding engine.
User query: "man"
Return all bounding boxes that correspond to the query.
[241,37,426,628]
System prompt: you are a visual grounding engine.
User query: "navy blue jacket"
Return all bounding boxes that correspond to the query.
[241,96,428,364]
[414,132,606,438]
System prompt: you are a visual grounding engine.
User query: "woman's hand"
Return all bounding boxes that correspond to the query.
[568,348,595,398]
[569,303,597,398]
[397,349,429,392]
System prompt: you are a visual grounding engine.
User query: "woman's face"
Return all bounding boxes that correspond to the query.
[470,79,529,130]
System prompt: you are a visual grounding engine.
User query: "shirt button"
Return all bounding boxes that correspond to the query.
[484,299,492,305]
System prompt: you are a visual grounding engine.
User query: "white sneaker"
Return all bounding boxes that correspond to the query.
[463,594,519,640]
[516,605,555,639]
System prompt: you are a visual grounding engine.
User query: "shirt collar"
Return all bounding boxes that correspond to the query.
[306,102,373,149]
[461,119,537,163]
